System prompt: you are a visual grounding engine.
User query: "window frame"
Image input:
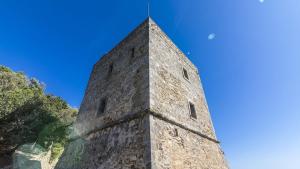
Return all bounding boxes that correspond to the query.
[182,67,189,81]
[108,63,114,74]
[97,97,107,116]
[131,47,135,58]
[174,128,178,137]
[188,101,197,119]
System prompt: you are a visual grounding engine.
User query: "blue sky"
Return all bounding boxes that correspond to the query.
[0,0,299,168]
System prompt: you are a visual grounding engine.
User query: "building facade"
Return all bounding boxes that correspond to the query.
[55,18,228,169]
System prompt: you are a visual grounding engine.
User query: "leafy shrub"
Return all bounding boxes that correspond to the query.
[0,65,78,164]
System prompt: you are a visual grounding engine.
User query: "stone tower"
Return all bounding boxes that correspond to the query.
[55,18,228,169]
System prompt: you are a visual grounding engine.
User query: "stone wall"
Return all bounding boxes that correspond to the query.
[150,116,228,169]
[56,18,228,169]
[55,115,151,169]
[149,19,216,139]
[73,19,150,137]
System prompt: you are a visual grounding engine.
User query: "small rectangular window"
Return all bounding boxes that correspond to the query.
[183,68,189,80]
[98,98,107,115]
[131,48,135,58]
[174,128,178,137]
[189,102,197,119]
[108,63,114,74]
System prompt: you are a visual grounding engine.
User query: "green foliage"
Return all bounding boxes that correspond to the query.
[0,65,43,119]
[0,66,12,73]
[0,65,78,163]
[36,108,77,161]
[50,143,65,162]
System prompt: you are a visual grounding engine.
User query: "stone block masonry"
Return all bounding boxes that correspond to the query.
[55,18,229,169]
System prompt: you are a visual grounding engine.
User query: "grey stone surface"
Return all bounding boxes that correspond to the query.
[73,19,150,137]
[55,18,228,169]
[150,116,228,169]
[12,143,53,169]
[55,115,151,169]
[149,19,216,139]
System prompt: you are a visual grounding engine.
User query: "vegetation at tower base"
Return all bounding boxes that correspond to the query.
[0,65,78,168]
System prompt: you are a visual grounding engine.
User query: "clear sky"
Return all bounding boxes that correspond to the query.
[0,0,299,168]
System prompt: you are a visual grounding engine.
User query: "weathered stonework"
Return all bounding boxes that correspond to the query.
[150,116,228,169]
[149,20,216,139]
[55,115,151,169]
[55,18,228,169]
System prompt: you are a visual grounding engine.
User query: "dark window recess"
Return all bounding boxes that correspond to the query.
[183,68,189,80]
[98,98,107,115]
[131,48,135,58]
[108,63,114,74]
[174,128,178,137]
[189,102,197,119]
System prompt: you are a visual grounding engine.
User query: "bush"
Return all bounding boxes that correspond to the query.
[0,65,78,163]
